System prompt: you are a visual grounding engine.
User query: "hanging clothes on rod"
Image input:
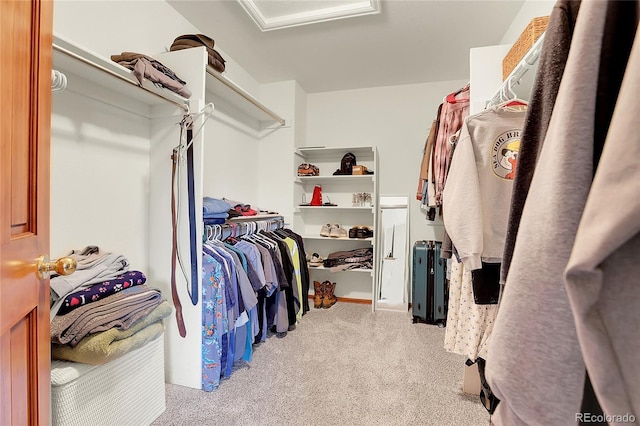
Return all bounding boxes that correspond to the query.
[441,100,527,363]
[415,83,471,212]
[200,216,310,391]
[204,216,285,241]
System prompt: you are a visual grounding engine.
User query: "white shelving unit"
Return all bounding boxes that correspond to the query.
[52,34,190,117]
[204,65,285,134]
[52,34,288,390]
[205,66,285,127]
[293,146,379,310]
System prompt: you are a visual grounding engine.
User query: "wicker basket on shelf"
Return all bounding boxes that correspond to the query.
[502,15,549,80]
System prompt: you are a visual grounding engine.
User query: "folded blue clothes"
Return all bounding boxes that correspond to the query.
[203,217,226,225]
[203,211,229,219]
[203,197,232,215]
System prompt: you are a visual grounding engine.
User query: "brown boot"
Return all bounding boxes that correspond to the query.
[322,281,337,309]
[313,281,325,309]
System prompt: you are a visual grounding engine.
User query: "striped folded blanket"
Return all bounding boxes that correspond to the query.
[51,285,163,347]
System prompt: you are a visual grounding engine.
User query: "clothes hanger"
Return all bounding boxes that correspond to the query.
[184,102,215,150]
[224,223,239,244]
[445,82,470,104]
[250,232,272,248]
[498,78,528,108]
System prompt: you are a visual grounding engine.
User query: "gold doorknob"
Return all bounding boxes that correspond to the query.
[36,255,77,280]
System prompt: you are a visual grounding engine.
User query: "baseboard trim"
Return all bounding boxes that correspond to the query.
[307,295,371,305]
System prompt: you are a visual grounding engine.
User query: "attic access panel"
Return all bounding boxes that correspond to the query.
[237,0,381,31]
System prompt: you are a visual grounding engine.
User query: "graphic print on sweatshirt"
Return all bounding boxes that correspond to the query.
[491,129,521,180]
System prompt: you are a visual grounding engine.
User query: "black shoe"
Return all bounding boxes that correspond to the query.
[356,226,373,239]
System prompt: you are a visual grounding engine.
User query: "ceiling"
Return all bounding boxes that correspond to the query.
[236,0,382,31]
[168,0,525,93]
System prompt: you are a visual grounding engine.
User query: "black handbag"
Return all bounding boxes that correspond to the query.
[333,152,356,175]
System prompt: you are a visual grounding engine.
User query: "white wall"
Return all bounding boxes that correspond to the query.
[306,79,468,248]
[470,44,512,114]
[54,1,198,63]
[201,111,261,205]
[258,81,303,225]
[50,87,151,267]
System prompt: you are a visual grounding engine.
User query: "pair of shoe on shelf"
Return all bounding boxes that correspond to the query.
[320,224,347,238]
[348,225,373,239]
[307,252,324,267]
[314,280,337,309]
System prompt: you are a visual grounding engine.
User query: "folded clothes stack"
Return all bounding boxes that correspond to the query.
[49,246,168,365]
[110,51,192,98]
[51,284,164,347]
[203,197,232,224]
[232,203,258,216]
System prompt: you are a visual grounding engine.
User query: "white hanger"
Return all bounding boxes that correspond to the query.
[496,78,528,110]
[185,102,215,149]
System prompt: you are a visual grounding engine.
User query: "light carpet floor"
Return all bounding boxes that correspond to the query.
[152,302,489,426]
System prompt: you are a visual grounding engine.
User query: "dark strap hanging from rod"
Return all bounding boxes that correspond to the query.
[170,147,187,338]
[185,120,198,306]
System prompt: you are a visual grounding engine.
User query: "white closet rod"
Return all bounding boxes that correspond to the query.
[488,32,546,106]
[52,43,189,112]
[206,68,285,126]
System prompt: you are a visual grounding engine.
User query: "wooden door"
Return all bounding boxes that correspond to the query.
[0,1,53,424]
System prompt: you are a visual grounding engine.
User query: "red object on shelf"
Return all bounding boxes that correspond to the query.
[310,185,323,206]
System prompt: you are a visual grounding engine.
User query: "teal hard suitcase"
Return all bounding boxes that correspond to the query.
[412,240,448,325]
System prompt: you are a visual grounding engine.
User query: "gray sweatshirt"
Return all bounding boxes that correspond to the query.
[442,106,526,271]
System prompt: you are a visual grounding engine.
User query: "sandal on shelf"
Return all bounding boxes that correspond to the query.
[322,196,337,207]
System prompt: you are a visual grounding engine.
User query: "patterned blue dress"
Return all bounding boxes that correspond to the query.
[201,252,228,391]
